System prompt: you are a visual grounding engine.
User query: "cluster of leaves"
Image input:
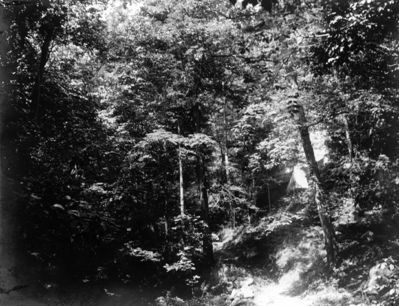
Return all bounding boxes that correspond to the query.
[310,0,399,218]
[2,0,124,278]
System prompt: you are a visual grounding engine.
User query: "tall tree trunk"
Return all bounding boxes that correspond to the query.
[178,150,185,216]
[177,124,185,217]
[198,157,214,264]
[32,28,53,118]
[296,104,337,267]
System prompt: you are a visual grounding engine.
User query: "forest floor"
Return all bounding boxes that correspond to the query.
[2,199,399,306]
[201,199,399,306]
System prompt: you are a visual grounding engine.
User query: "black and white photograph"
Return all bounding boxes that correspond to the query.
[1,0,399,305]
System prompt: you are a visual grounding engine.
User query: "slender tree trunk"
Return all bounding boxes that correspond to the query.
[177,124,184,217]
[223,98,230,184]
[220,142,227,183]
[178,150,184,216]
[198,157,214,264]
[164,199,169,238]
[342,115,353,162]
[32,28,53,118]
[296,104,337,267]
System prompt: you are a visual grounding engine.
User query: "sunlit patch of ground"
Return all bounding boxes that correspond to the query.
[253,281,352,306]
[217,223,359,306]
[253,281,303,306]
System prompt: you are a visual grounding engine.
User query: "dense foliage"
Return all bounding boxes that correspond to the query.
[1,0,399,304]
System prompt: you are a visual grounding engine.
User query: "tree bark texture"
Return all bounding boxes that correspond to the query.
[314,182,337,266]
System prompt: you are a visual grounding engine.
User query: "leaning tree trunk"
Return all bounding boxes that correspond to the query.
[296,103,337,267]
